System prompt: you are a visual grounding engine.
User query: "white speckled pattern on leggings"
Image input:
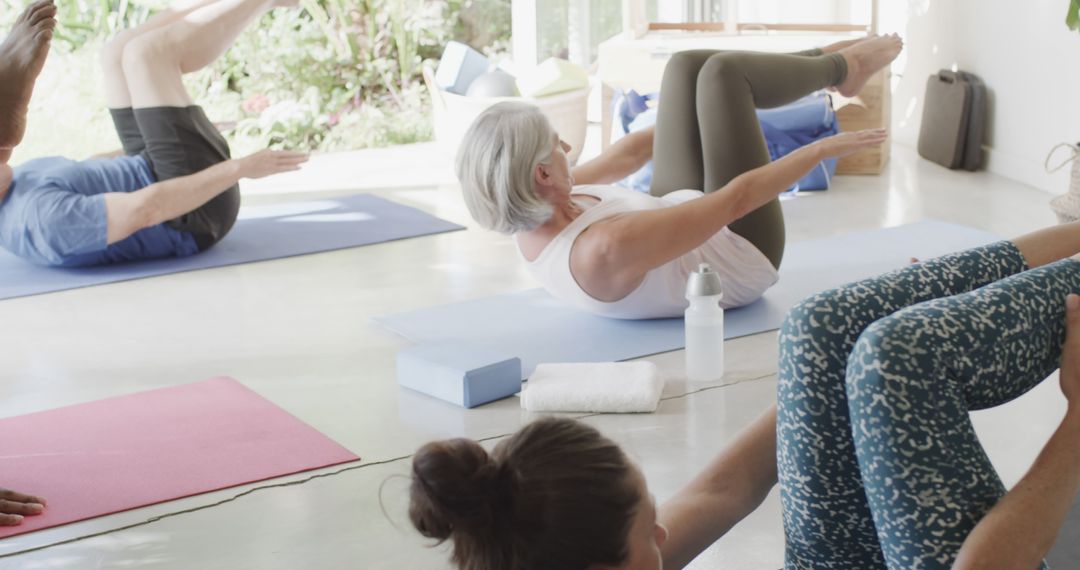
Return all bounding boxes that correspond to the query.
[778,240,1080,569]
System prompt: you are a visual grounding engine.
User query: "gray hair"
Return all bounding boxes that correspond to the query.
[455,102,557,233]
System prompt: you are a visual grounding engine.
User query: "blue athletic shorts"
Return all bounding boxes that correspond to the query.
[0,155,199,267]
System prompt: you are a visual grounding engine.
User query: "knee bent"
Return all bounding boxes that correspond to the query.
[780,288,850,340]
[698,52,750,82]
[100,34,129,73]
[663,50,712,83]
[846,313,936,397]
[120,30,176,76]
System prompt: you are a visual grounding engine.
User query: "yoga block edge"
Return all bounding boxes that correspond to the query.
[397,343,522,408]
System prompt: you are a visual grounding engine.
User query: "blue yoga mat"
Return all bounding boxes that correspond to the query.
[0,194,464,300]
[1049,494,1080,566]
[374,221,1001,378]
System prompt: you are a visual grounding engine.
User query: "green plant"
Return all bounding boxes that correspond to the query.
[0,0,162,52]
[194,0,511,151]
[198,0,461,152]
[1069,0,1080,32]
[10,0,511,160]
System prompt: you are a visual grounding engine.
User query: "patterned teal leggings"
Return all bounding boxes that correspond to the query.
[778,240,1080,569]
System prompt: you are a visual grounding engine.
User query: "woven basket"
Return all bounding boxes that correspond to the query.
[1049,143,1080,223]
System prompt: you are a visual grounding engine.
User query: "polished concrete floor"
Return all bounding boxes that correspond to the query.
[0,143,1069,569]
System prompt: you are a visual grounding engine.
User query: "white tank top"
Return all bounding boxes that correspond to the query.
[522,185,779,320]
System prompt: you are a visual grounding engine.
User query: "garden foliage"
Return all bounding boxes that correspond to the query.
[1,0,510,158]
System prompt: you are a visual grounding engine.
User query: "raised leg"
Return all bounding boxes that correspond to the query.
[0,0,56,161]
[846,259,1080,568]
[778,240,1029,569]
[100,0,221,110]
[778,220,1080,568]
[650,49,847,198]
[113,0,291,250]
[120,0,280,109]
[102,0,229,156]
[648,50,716,197]
[650,35,901,196]
[649,49,847,269]
[694,51,847,191]
[835,34,903,98]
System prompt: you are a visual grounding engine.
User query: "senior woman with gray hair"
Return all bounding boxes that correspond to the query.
[456,35,903,319]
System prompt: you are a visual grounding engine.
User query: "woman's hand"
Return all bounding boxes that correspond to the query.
[238,149,310,179]
[812,129,888,159]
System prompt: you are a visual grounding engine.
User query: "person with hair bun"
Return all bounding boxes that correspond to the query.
[409,417,668,569]
[410,408,780,570]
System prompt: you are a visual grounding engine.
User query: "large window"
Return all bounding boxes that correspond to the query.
[513,0,873,68]
[516,0,626,66]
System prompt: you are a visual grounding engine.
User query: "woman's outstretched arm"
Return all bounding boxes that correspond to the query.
[571,129,886,302]
[571,127,655,185]
[658,405,778,569]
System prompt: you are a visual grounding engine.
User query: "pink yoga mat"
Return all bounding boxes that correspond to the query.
[0,377,359,538]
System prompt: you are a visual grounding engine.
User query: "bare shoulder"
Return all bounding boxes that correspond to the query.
[568,216,642,302]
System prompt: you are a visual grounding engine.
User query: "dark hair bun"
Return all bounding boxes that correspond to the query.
[409,438,508,541]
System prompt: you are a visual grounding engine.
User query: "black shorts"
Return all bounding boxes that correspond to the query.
[109,106,240,251]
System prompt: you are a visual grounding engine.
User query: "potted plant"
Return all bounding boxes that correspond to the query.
[1049,2,1080,221]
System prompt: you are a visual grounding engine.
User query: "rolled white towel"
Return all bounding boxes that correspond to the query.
[521,362,665,413]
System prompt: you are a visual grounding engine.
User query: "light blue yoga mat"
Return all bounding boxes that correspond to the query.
[1049,494,1080,566]
[374,221,1002,378]
[0,194,464,300]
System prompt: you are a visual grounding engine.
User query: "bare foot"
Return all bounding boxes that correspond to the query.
[821,35,873,92]
[0,0,57,151]
[836,33,903,98]
[819,35,874,55]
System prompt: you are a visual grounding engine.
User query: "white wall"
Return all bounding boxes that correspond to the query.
[736,0,870,25]
[881,0,1080,194]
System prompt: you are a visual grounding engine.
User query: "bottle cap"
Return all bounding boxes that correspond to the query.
[686,263,724,298]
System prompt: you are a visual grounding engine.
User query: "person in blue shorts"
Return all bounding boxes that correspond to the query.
[0,0,308,268]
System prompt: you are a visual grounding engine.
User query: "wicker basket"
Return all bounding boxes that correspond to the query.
[1049,143,1080,223]
[423,65,589,164]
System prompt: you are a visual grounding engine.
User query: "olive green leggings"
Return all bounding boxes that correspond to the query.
[649,48,847,269]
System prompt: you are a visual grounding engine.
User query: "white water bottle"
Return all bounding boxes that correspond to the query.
[685,263,725,382]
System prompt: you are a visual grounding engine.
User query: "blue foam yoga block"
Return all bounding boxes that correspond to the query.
[396,343,522,408]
